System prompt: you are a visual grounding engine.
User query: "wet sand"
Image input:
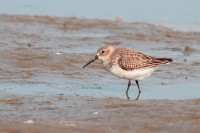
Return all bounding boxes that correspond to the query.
[0,14,200,133]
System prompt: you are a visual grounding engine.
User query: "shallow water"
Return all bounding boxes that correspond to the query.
[2,81,200,100]
[1,0,200,25]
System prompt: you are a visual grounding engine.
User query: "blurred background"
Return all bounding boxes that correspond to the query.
[0,0,200,30]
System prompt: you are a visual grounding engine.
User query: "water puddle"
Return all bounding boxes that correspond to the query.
[1,82,199,100]
[1,83,66,96]
[64,32,110,38]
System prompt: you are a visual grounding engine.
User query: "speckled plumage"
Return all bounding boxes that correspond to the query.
[99,46,172,72]
[110,47,171,70]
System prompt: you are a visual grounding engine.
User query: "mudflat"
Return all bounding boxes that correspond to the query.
[0,14,199,133]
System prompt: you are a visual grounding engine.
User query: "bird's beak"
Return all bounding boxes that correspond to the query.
[83,55,98,68]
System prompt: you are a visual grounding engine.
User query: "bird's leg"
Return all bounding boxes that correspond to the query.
[126,79,131,99]
[135,80,141,100]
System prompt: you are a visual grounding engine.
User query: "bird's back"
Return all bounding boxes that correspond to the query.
[109,47,172,70]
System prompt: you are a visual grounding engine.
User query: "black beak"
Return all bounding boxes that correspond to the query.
[83,55,98,68]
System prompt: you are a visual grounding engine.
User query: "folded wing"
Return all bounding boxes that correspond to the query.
[118,52,172,70]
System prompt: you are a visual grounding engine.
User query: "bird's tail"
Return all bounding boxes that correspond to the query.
[152,58,173,65]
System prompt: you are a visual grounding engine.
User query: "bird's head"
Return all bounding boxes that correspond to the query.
[83,45,114,68]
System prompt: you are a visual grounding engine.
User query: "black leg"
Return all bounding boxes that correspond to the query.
[135,80,141,100]
[126,79,131,99]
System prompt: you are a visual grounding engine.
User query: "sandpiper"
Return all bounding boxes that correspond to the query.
[83,46,173,100]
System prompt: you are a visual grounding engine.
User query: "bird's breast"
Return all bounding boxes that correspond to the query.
[108,65,160,80]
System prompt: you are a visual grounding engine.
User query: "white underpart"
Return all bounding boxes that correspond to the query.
[108,65,161,80]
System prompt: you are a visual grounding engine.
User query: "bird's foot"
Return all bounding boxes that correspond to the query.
[135,91,141,100]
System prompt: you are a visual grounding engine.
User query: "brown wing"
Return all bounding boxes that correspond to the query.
[118,52,172,70]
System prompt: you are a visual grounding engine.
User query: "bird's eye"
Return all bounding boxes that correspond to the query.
[101,51,105,53]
